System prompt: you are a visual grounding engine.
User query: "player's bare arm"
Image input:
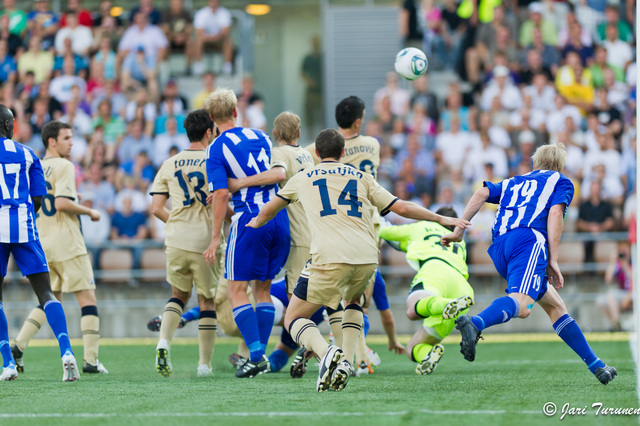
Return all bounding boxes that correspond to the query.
[55,197,101,221]
[546,203,566,290]
[441,186,490,246]
[390,200,471,230]
[151,193,170,223]
[204,188,229,265]
[246,196,289,228]
[227,166,286,194]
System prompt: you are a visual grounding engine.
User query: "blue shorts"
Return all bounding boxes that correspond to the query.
[372,268,390,311]
[488,228,548,302]
[270,278,289,308]
[0,241,49,278]
[225,210,290,282]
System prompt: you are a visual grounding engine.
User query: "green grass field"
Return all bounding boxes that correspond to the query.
[0,335,637,426]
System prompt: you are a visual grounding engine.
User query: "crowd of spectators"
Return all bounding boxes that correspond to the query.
[388,0,635,249]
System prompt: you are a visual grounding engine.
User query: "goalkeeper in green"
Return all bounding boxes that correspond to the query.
[380,207,474,375]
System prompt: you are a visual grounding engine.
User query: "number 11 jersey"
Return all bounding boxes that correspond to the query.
[151,149,216,254]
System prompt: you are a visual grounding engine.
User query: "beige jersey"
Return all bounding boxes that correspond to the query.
[151,149,221,253]
[37,157,87,262]
[272,144,314,247]
[306,134,380,179]
[277,161,397,265]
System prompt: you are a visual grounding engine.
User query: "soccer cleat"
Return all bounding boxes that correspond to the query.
[177,318,188,329]
[229,353,247,370]
[415,344,445,375]
[443,296,474,320]
[330,360,351,391]
[317,345,344,392]
[0,363,17,381]
[355,361,373,377]
[62,352,80,382]
[147,316,162,332]
[83,360,108,374]
[235,355,270,378]
[197,364,213,377]
[455,315,483,362]
[366,347,381,366]
[11,344,23,373]
[290,347,315,378]
[594,365,617,385]
[156,348,172,378]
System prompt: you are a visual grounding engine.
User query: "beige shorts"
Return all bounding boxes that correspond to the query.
[49,254,95,293]
[301,261,377,310]
[285,245,310,294]
[166,246,223,299]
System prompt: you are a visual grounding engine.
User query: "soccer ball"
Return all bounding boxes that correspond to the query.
[394,48,428,81]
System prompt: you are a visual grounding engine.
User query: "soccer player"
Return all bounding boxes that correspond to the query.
[247,129,470,392]
[227,111,316,374]
[306,96,397,370]
[204,88,290,378]
[12,121,107,375]
[442,143,617,385]
[380,207,474,375]
[150,109,223,378]
[0,106,78,381]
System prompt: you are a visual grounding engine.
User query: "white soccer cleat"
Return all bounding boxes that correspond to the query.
[442,296,474,320]
[355,361,373,377]
[366,347,381,366]
[415,344,445,375]
[62,352,80,382]
[0,364,18,381]
[197,364,213,377]
[317,345,344,392]
[83,360,109,374]
[330,360,351,391]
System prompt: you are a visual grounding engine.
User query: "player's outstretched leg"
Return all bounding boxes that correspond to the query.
[454,315,483,362]
[288,307,324,377]
[415,295,474,320]
[539,287,617,385]
[12,306,47,373]
[0,303,17,381]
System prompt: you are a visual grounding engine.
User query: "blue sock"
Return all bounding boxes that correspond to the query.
[182,306,200,323]
[43,300,72,357]
[232,304,263,362]
[268,349,290,372]
[0,304,14,367]
[472,296,519,332]
[255,302,276,353]
[363,313,370,337]
[553,314,605,373]
[310,308,325,325]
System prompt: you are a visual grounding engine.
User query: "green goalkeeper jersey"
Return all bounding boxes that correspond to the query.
[379,221,469,279]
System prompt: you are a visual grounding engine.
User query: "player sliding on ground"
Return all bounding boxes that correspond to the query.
[0,105,78,382]
[442,143,617,385]
[13,122,107,375]
[247,129,470,392]
[379,207,474,375]
[150,110,223,378]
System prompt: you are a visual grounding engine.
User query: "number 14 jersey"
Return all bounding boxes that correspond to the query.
[276,161,397,265]
[151,149,216,253]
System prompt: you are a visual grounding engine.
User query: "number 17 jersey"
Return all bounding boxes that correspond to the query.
[151,149,215,253]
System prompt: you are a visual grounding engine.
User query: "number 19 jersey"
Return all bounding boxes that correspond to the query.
[36,157,87,262]
[276,161,397,265]
[151,149,216,254]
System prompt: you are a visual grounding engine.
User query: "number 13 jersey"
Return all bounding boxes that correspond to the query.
[276,161,397,265]
[37,157,87,262]
[151,149,217,253]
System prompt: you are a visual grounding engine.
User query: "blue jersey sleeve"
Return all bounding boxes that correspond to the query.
[483,180,503,204]
[206,142,229,192]
[550,175,574,216]
[29,155,47,198]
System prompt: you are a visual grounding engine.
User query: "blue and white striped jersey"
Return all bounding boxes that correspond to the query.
[0,138,47,243]
[206,127,277,214]
[485,170,574,242]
